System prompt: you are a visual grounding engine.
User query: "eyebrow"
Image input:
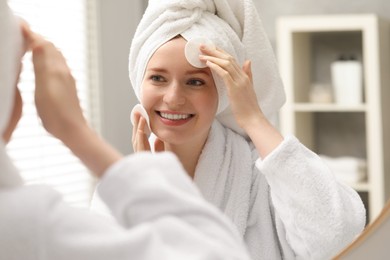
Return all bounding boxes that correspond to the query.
[146,68,167,73]
[185,69,211,76]
[146,67,211,76]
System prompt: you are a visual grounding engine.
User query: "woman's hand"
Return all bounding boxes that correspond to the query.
[132,114,151,152]
[199,45,283,158]
[199,46,264,131]
[22,25,121,177]
[132,114,164,153]
[22,25,87,142]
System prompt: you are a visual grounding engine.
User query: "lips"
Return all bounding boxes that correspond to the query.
[157,111,194,125]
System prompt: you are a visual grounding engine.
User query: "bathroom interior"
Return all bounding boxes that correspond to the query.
[6,0,390,257]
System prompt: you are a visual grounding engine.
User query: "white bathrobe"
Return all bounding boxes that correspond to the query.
[0,1,251,259]
[91,120,366,260]
[194,120,366,260]
[0,151,251,260]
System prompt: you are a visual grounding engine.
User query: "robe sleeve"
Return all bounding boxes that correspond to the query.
[0,152,250,260]
[256,136,366,260]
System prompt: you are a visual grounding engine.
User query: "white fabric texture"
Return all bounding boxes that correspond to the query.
[0,0,24,188]
[194,120,252,236]
[0,152,251,260]
[128,0,285,136]
[193,120,366,260]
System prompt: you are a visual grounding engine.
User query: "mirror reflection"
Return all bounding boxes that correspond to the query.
[2,0,389,259]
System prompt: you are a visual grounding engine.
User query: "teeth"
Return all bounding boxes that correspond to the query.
[160,112,191,120]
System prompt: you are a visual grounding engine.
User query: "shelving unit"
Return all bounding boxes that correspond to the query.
[276,14,390,222]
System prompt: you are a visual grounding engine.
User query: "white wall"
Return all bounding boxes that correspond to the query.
[97,0,144,154]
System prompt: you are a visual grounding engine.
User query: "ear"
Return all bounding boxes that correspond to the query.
[2,87,22,143]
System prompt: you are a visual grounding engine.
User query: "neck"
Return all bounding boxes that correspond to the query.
[164,135,208,179]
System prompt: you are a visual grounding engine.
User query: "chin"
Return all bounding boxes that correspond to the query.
[155,131,189,145]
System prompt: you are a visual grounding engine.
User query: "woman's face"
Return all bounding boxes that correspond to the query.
[141,37,218,146]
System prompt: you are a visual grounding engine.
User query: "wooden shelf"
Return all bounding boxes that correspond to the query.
[277,14,390,222]
[348,182,370,192]
[293,103,367,112]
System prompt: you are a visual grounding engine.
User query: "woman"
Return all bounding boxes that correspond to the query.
[124,0,367,259]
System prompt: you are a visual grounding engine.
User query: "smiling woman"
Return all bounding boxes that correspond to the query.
[7,0,100,207]
[105,0,367,259]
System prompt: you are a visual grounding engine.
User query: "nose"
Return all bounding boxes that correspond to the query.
[162,81,186,107]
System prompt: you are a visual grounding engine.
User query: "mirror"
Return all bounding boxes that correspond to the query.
[334,199,390,259]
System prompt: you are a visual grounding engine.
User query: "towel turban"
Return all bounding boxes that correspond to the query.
[129,0,285,137]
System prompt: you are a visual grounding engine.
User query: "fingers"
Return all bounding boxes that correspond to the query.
[242,60,253,83]
[31,36,85,141]
[20,21,63,70]
[131,113,140,144]
[132,116,151,152]
[32,43,69,102]
[19,21,69,84]
[198,44,262,132]
[18,19,30,53]
[19,21,66,75]
[199,46,248,86]
[200,46,241,77]
[199,45,239,70]
[131,113,165,153]
[138,117,147,136]
[20,20,46,51]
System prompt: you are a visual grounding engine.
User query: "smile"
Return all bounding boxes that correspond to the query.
[158,111,194,121]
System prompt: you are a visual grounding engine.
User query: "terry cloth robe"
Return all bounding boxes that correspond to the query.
[194,120,366,260]
[0,151,251,260]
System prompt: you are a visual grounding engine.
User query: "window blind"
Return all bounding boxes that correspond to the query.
[7,0,99,208]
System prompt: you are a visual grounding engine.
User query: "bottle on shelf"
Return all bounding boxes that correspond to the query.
[331,54,363,105]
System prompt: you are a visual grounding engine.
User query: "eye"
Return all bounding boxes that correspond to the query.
[150,75,166,82]
[187,78,205,87]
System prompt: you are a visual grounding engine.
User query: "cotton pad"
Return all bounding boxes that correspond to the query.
[130,104,151,137]
[184,37,215,68]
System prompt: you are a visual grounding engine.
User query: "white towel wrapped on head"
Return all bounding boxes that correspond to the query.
[129,0,285,137]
